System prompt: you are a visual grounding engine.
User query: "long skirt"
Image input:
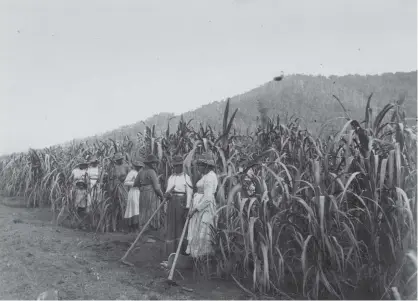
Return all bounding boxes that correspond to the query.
[124,187,140,226]
[89,181,102,201]
[88,184,101,213]
[110,180,128,203]
[186,193,216,258]
[74,188,88,209]
[138,185,160,229]
[164,194,188,257]
[108,183,128,232]
[110,183,128,210]
[74,189,89,228]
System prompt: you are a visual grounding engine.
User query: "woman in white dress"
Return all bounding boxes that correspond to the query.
[186,152,218,258]
[123,158,144,232]
[70,159,89,215]
[87,155,101,212]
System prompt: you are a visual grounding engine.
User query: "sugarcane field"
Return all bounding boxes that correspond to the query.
[1,1,417,300]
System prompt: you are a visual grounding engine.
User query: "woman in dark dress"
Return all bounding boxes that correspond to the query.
[133,154,164,230]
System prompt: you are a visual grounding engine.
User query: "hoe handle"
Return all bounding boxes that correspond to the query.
[168,213,190,281]
[121,198,167,262]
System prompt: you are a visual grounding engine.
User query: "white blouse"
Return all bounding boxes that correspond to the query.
[87,166,100,185]
[71,168,87,182]
[197,171,217,194]
[124,170,138,187]
[192,170,218,212]
[166,173,193,208]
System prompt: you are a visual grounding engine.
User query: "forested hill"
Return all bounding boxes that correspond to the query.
[80,71,417,144]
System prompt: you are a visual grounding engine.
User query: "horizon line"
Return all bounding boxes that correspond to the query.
[1,69,417,157]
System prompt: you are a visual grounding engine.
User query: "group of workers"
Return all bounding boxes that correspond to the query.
[69,151,219,260]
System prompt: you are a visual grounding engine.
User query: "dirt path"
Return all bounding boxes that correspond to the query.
[0,196,245,300]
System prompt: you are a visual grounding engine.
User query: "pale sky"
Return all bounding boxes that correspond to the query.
[0,0,416,155]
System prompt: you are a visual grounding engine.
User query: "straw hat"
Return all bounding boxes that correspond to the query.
[77,158,89,167]
[144,154,159,164]
[132,157,145,167]
[196,152,216,167]
[172,155,183,166]
[113,153,124,161]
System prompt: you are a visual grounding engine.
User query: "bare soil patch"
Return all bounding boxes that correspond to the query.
[0,196,245,300]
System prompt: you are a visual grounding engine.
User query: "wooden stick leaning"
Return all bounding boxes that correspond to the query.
[167,209,192,285]
[120,195,169,266]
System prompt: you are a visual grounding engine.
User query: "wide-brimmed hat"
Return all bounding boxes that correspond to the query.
[89,155,99,164]
[196,152,216,167]
[144,154,159,164]
[113,153,124,161]
[172,155,183,166]
[132,157,145,167]
[77,158,89,166]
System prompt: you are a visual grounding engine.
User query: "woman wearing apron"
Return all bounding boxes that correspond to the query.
[186,152,218,258]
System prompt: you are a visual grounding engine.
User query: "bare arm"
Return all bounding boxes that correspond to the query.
[185,174,193,209]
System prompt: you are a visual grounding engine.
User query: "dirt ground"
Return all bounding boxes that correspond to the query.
[0,196,247,300]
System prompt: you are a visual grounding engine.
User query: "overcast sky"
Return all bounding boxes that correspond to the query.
[0,0,416,155]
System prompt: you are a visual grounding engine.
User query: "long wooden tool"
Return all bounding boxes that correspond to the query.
[167,211,191,285]
[120,197,168,265]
